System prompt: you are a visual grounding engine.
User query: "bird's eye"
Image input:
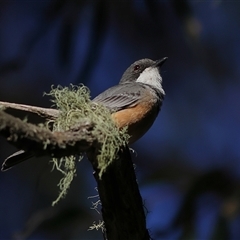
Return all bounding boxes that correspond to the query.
[133,65,140,71]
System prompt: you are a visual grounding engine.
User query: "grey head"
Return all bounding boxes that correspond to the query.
[119,57,167,94]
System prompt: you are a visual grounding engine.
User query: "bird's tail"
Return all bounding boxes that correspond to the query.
[1,150,34,171]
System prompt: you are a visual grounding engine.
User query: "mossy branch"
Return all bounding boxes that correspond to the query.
[0,84,150,239]
[0,110,96,157]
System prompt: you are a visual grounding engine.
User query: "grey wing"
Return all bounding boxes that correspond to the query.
[92,83,144,112]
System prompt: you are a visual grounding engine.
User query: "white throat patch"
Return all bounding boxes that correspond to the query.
[136,67,165,94]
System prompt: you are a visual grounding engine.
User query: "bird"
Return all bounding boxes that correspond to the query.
[1,57,167,171]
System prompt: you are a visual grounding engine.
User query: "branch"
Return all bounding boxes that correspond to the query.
[0,101,59,119]
[0,100,150,239]
[89,147,150,240]
[0,110,96,157]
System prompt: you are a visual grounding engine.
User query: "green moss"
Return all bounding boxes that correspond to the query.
[88,220,105,232]
[46,84,129,205]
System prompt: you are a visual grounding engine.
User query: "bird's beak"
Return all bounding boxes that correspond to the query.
[154,57,168,68]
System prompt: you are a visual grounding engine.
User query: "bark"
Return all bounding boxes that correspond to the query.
[91,146,150,240]
[0,110,95,158]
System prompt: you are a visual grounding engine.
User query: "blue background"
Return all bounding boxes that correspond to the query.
[0,1,240,239]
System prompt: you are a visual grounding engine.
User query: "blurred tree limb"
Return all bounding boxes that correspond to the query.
[0,102,149,240]
[0,110,95,158]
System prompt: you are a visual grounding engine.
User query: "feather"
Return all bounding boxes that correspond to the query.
[1,150,34,171]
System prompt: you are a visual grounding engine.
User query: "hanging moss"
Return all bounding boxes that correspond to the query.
[46,84,129,205]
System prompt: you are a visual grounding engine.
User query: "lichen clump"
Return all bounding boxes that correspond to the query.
[47,84,129,205]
